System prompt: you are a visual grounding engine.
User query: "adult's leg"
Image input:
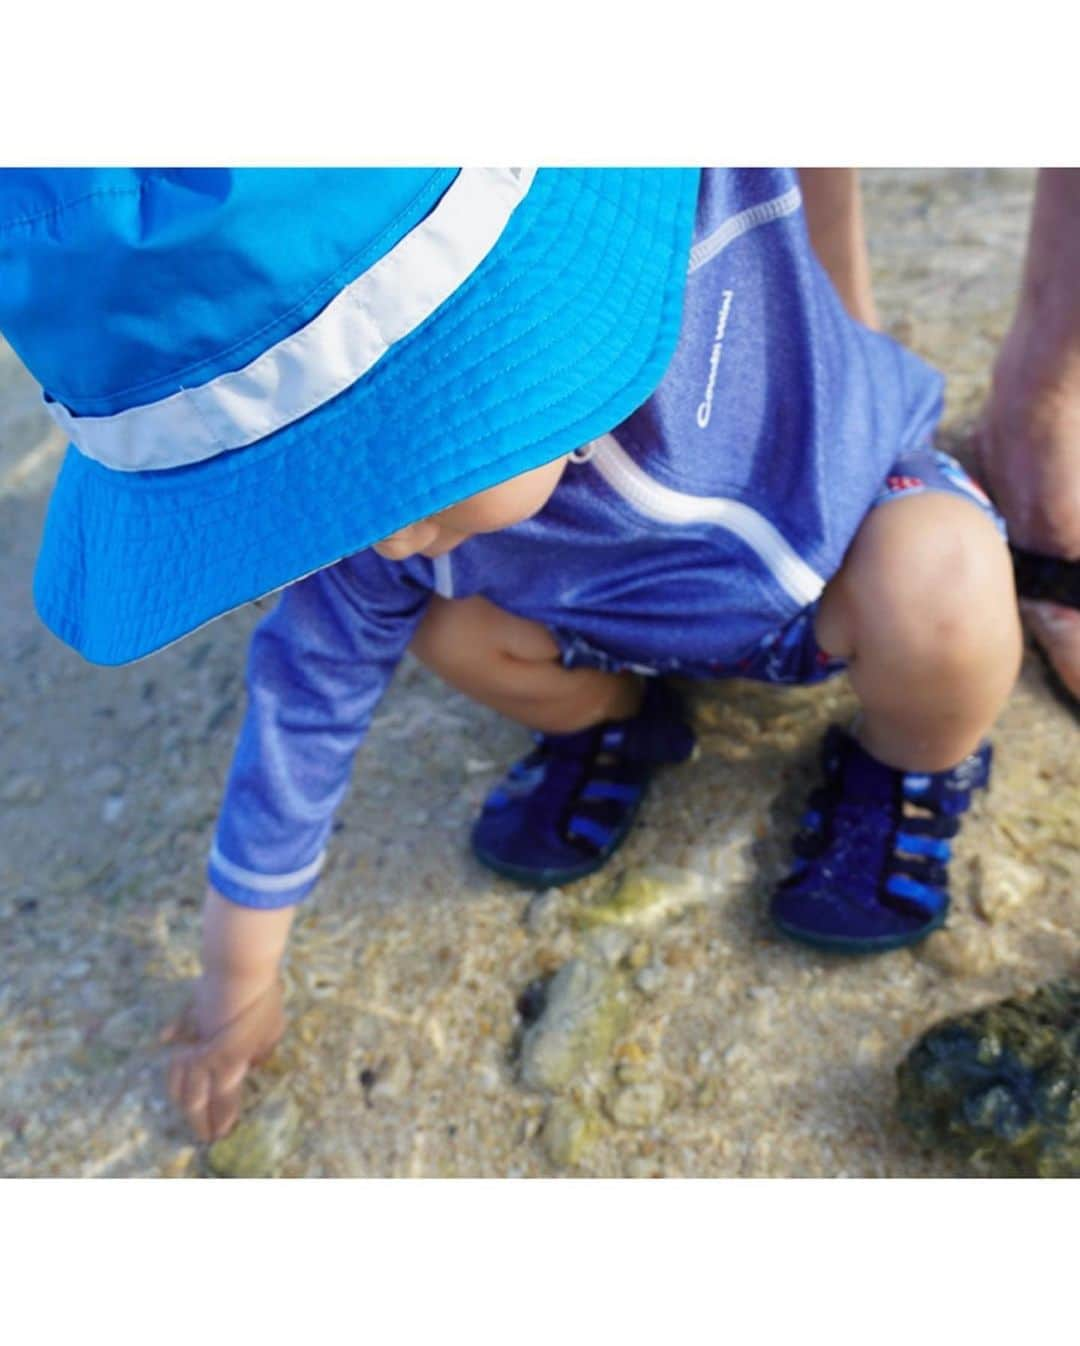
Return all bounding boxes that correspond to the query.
[975,169,1080,700]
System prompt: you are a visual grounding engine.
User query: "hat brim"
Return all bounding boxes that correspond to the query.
[33,168,700,665]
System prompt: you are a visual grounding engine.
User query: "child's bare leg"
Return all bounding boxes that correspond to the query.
[416,595,693,887]
[411,593,642,733]
[814,492,1022,771]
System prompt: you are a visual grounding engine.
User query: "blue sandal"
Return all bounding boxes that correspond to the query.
[770,726,992,954]
[471,679,696,887]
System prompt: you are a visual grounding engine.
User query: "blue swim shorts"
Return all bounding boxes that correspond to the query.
[555,444,1006,688]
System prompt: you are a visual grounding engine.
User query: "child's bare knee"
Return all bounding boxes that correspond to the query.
[839,495,1019,670]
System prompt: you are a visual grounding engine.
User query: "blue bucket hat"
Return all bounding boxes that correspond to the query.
[0,167,700,665]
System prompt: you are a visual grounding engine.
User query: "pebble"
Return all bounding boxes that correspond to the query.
[542,1099,597,1168]
[524,889,566,938]
[634,963,666,998]
[971,854,1044,924]
[370,1055,413,1102]
[610,1082,665,1129]
[473,1063,502,1095]
[102,795,126,824]
[920,926,996,978]
[584,927,634,968]
[1,774,46,805]
[207,1094,301,1178]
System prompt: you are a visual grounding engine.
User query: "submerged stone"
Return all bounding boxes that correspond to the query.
[584,926,634,967]
[578,865,705,931]
[610,1081,665,1129]
[519,957,629,1093]
[543,1099,598,1167]
[896,980,1080,1177]
[207,1093,301,1178]
[919,926,995,978]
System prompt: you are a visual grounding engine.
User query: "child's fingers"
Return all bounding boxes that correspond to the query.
[161,991,284,1142]
[174,1053,214,1143]
[207,1064,248,1141]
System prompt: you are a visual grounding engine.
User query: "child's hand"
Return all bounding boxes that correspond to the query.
[162,975,286,1142]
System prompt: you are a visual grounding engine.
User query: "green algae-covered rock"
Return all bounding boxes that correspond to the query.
[578,865,705,931]
[896,980,1080,1177]
[207,1094,301,1178]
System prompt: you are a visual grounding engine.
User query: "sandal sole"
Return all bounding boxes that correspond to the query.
[470,795,645,889]
[771,907,947,955]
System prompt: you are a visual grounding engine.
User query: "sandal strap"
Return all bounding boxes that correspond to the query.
[563,766,649,855]
[1011,545,1080,610]
[883,871,949,919]
[564,814,619,851]
[786,727,988,914]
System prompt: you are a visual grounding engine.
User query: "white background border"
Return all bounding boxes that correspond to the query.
[4,1,1076,164]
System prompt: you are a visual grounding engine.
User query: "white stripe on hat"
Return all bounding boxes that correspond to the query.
[47,168,537,473]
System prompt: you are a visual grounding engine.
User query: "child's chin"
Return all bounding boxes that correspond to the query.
[418,535,468,559]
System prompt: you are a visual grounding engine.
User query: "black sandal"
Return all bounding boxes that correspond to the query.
[1010,545,1080,716]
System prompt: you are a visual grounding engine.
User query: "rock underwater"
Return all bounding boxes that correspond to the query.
[896,980,1080,1177]
[206,1092,301,1178]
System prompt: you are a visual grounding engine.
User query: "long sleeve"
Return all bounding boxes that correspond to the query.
[207,554,432,908]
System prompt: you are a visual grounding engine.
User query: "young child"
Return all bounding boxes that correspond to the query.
[0,168,1020,1143]
[169,171,1020,1142]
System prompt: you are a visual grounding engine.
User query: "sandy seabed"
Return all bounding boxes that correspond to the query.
[0,169,1076,1178]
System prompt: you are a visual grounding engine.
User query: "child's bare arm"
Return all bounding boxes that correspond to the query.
[163,887,295,1141]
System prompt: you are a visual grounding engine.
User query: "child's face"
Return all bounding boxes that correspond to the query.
[372,455,570,560]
